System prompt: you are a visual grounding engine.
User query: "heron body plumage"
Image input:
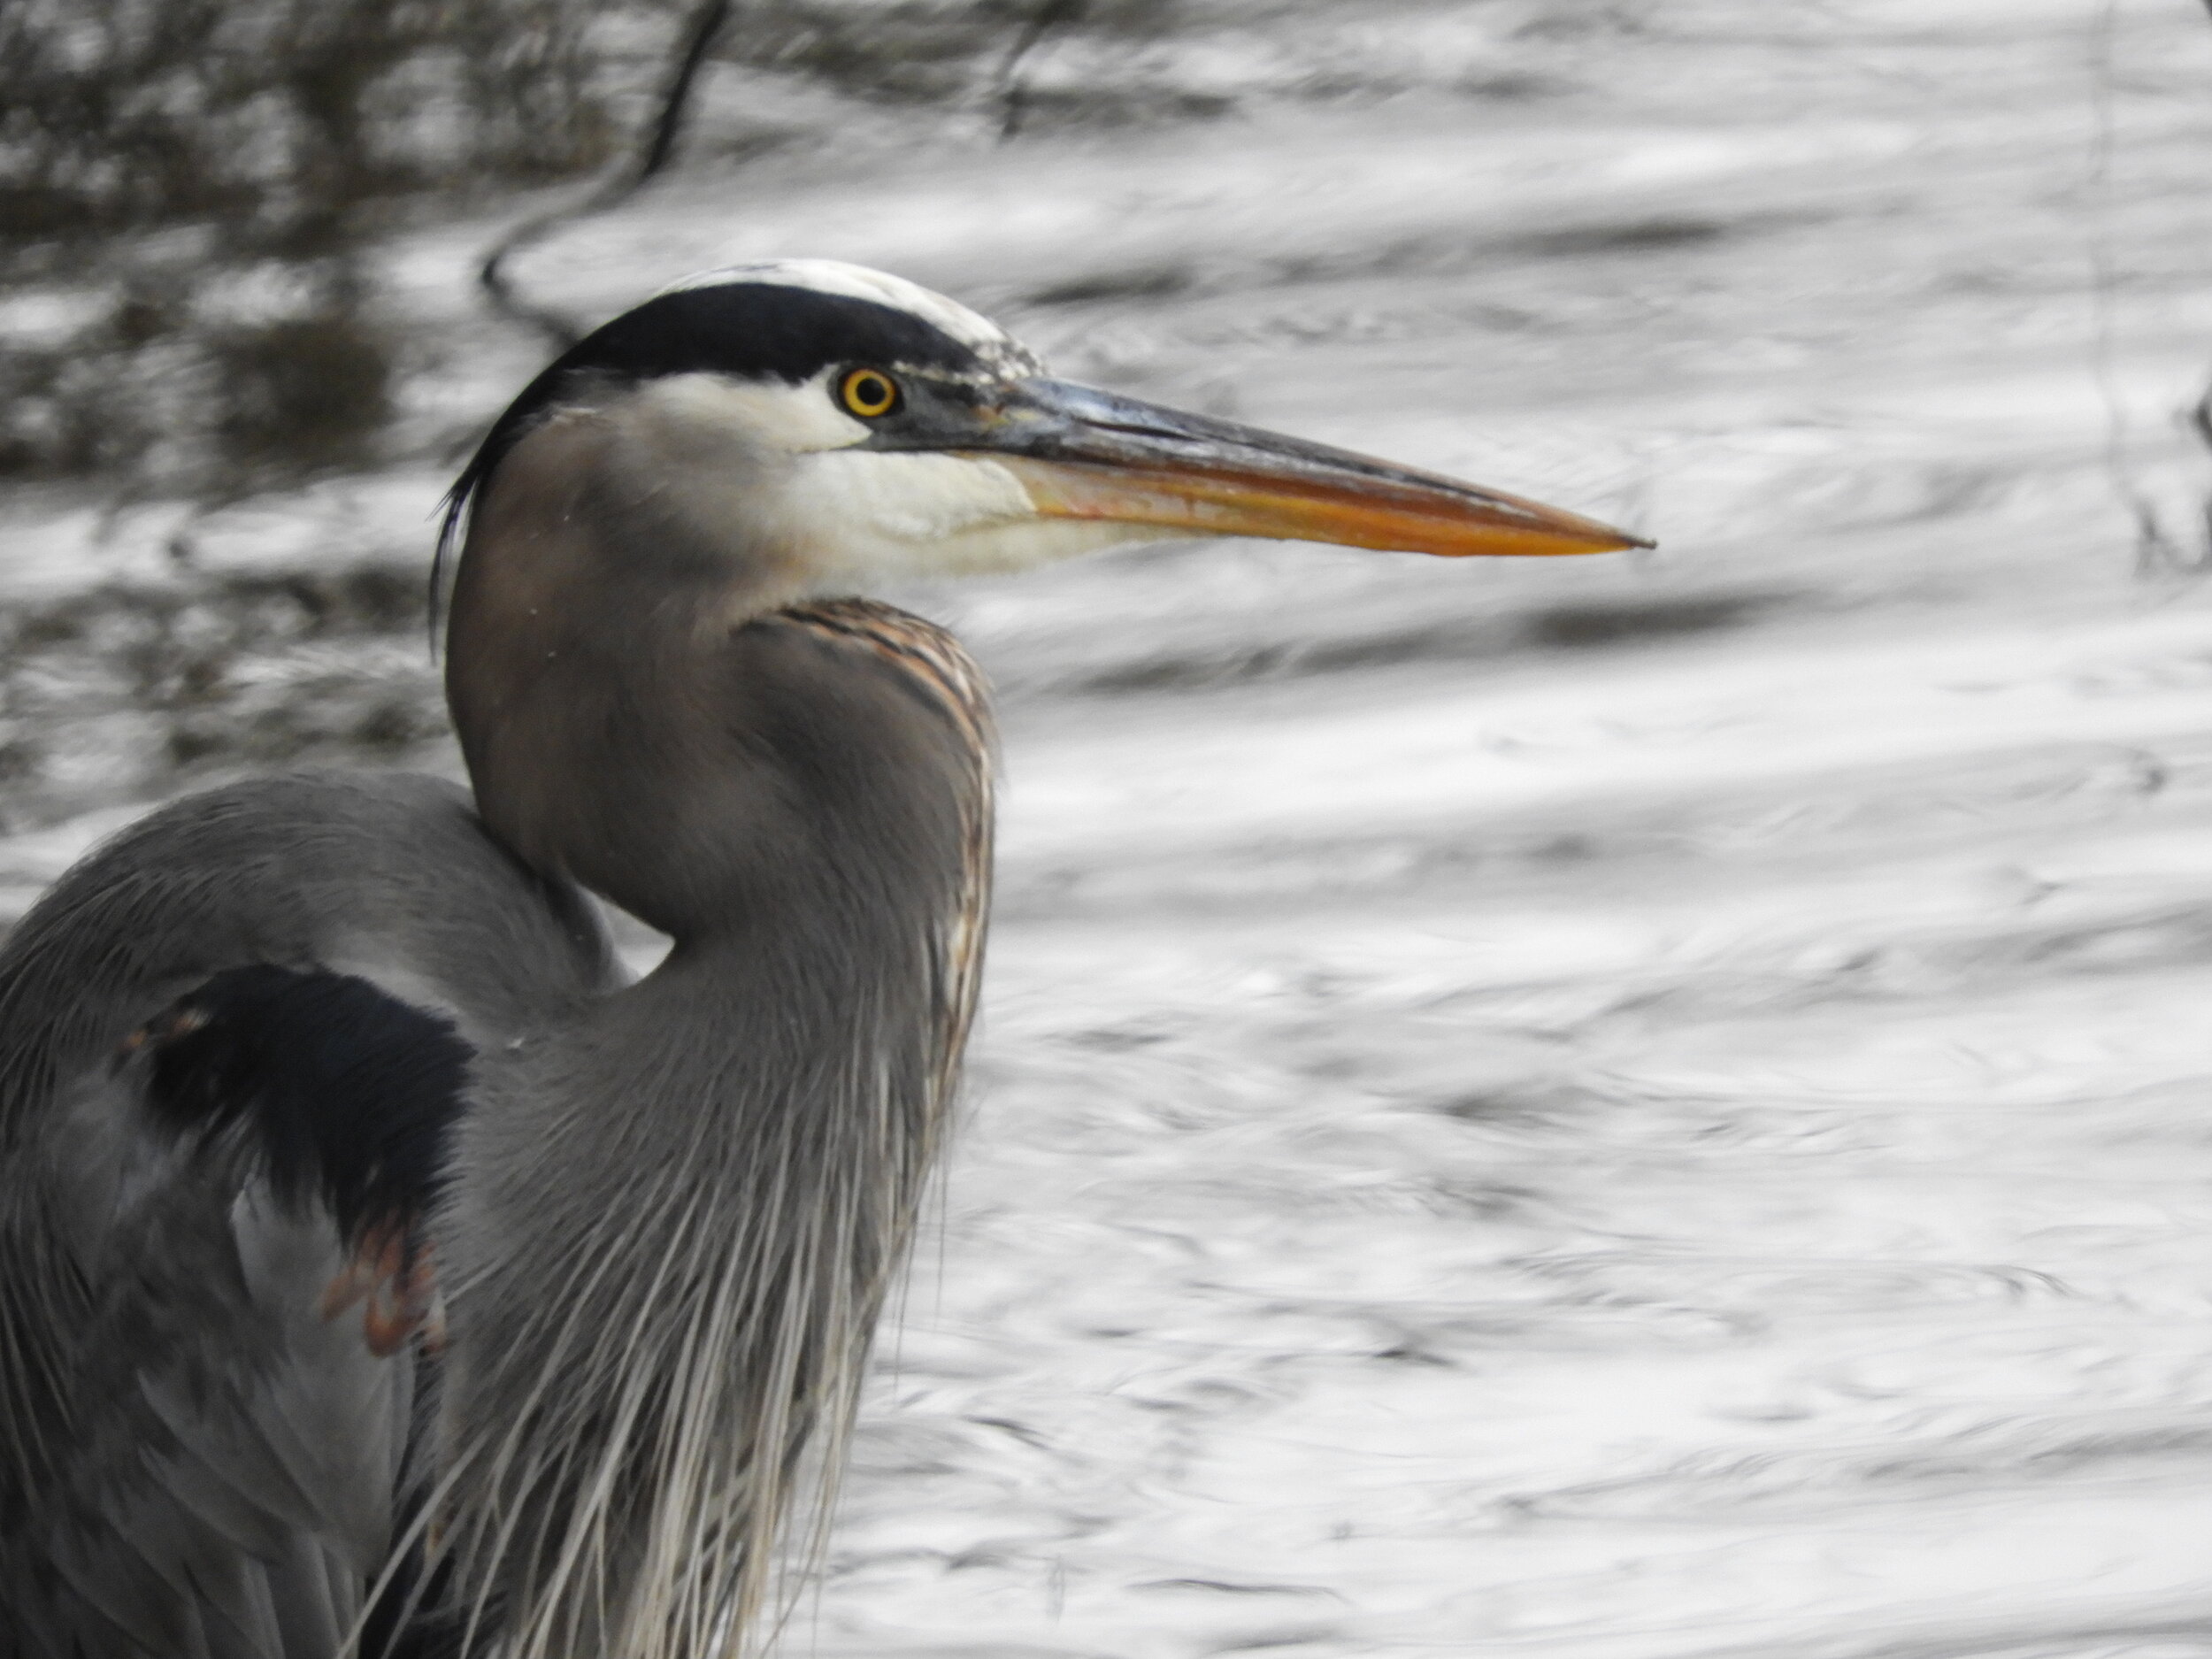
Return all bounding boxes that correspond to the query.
[435,592,993,1658]
[0,259,1642,1658]
[0,772,613,1657]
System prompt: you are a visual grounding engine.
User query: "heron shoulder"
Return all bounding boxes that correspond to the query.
[0,770,611,1148]
[0,773,611,1656]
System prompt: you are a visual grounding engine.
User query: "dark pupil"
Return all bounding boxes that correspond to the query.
[855,374,888,408]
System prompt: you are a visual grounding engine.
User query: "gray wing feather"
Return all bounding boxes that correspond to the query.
[0,772,618,1659]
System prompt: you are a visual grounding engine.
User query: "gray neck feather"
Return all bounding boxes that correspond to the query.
[433,421,992,1657]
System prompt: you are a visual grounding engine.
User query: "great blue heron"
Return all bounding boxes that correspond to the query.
[0,260,1644,1659]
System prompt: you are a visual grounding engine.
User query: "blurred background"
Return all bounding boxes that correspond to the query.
[9,1,2212,1654]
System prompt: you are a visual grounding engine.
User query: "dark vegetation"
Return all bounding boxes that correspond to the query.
[0,0,614,496]
[0,0,657,833]
[0,0,1209,500]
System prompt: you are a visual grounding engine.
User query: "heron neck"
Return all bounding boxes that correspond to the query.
[434,879,964,1655]
[442,409,978,941]
[434,432,993,1654]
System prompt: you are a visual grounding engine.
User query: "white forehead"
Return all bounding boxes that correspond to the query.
[655,259,1041,373]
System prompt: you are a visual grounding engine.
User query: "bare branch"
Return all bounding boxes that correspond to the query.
[997,0,1087,143]
[478,0,738,352]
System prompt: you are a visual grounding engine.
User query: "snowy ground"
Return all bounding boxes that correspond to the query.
[11,2,2212,1655]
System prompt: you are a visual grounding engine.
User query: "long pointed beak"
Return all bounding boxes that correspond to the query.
[953,380,1647,558]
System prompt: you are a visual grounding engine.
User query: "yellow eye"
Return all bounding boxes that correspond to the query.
[839,367,901,419]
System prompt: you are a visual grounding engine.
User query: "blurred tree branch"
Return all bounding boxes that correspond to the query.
[479,0,736,353]
[996,0,1086,142]
[0,0,611,496]
[0,0,1202,504]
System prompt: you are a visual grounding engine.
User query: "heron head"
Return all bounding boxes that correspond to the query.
[442,259,1647,607]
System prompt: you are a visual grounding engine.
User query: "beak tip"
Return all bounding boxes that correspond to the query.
[1526,517,1655,559]
[1563,508,1654,556]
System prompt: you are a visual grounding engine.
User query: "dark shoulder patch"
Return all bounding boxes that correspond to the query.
[130,965,471,1250]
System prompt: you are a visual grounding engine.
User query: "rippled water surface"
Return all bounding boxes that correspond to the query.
[10,2,2212,1655]
[816,5,2212,1654]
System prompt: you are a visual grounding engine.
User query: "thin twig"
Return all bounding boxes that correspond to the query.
[2185,3,2212,565]
[638,0,736,185]
[996,0,1085,142]
[2085,0,2201,573]
[477,0,736,352]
